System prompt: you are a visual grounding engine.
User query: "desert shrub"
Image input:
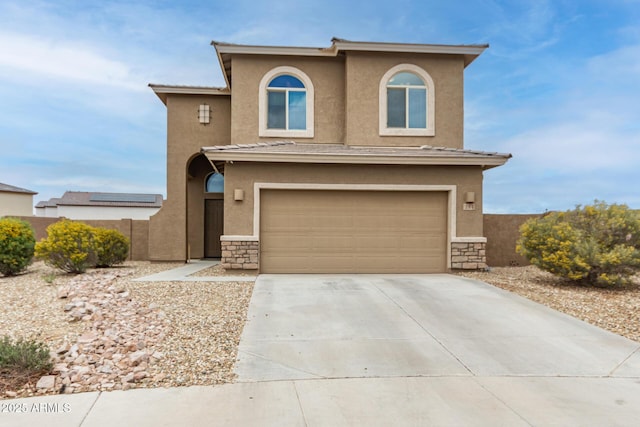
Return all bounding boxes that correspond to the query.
[0,218,36,276]
[0,336,52,375]
[35,219,97,273]
[94,227,129,267]
[517,201,640,286]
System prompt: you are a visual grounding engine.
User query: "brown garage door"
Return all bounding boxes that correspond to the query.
[260,190,448,273]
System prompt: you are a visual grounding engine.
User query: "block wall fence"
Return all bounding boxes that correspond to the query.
[10,214,541,268]
[14,216,149,261]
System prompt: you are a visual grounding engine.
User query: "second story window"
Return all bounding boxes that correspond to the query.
[387,72,426,129]
[259,66,314,138]
[379,64,435,136]
[267,75,306,130]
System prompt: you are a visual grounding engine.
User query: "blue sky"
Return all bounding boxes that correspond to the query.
[1,0,638,213]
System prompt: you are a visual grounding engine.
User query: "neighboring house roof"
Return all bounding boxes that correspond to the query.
[0,182,37,195]
[36,192,163,208]
[35,198,62,208]
[202,141,511,170]
[212,38,488,89]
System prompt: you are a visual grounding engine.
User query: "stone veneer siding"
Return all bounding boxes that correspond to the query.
[221,240,486,271]
[221,240,259,270]
[451,241,487,270]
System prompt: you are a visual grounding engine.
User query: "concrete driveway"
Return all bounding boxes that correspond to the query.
[5,273,640,427]
[234,274,640,425]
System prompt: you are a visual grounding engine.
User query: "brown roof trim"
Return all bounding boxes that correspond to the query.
[148,84,230,104]
[330,38,488,67]
[212,38,488,89]
[213,39,487,58]
[202,141,511,170]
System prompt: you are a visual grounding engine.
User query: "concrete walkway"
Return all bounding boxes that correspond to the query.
[3,274,640,426]
[131,259,256,282]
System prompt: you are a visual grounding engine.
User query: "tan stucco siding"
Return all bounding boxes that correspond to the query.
[230,55,345,144]
[149,94,230,261]
[0,192,34,217]
[223,162,483,239]
[345,52,464,148]
[166,94,231,203]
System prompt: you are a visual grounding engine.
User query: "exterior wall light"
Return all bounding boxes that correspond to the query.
[463,191,476,211]
[465,192,475,203]
[198,104,210,124]
[234,189,244,201]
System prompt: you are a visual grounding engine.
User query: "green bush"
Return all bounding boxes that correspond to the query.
[94,227,129,267]
[0,218,36,277]
[517,201,640,286]
[0,336,52,375]
[35,219,97,273]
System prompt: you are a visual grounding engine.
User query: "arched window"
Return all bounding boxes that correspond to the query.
[259,66,314,138]
[205,172,224,193]
[267,75,306,130]
[379,64,435,136]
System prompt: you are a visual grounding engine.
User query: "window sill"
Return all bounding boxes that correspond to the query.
[259,129,314,138]
[379,128,435,137]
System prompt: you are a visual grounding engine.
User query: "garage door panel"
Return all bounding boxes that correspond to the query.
[260,190,447,273]
[399,237,443,251]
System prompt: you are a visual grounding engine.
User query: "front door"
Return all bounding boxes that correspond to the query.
[204,198,224,258]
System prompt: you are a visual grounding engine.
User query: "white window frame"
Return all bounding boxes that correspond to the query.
[379,64,435,136]
[259,66,314,138]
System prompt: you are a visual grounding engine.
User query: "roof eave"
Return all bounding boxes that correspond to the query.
[211,41,231,89]
[201,150,510,168]
[0,189,37,195]
[212,41,334,57]
[331,39,489,67]
[148,84,230,104]
[211,39,489,84]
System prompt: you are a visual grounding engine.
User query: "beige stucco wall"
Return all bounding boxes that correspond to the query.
[345,52,464,148]
[227,51,464,148]
[148,94,231,261]
[223,162,483,238]
[0,192,34,217]
[230,55,345,144]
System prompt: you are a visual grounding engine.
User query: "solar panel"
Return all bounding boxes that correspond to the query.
[90,193,157,203]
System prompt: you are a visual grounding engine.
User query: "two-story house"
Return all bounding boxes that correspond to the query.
[148,38,510,273]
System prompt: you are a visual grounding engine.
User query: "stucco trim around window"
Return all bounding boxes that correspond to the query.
[258,66,314,138]
[379,63,435,136]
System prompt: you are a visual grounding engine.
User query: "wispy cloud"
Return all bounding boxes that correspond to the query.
[479,34,640,212]
[0,30,150,92]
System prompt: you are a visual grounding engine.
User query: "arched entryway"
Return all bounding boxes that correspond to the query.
[186,154,224,259]
[204,172,224,258]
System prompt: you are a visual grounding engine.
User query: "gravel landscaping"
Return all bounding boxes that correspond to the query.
[1,261,638,399]
[0,261,254,398]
